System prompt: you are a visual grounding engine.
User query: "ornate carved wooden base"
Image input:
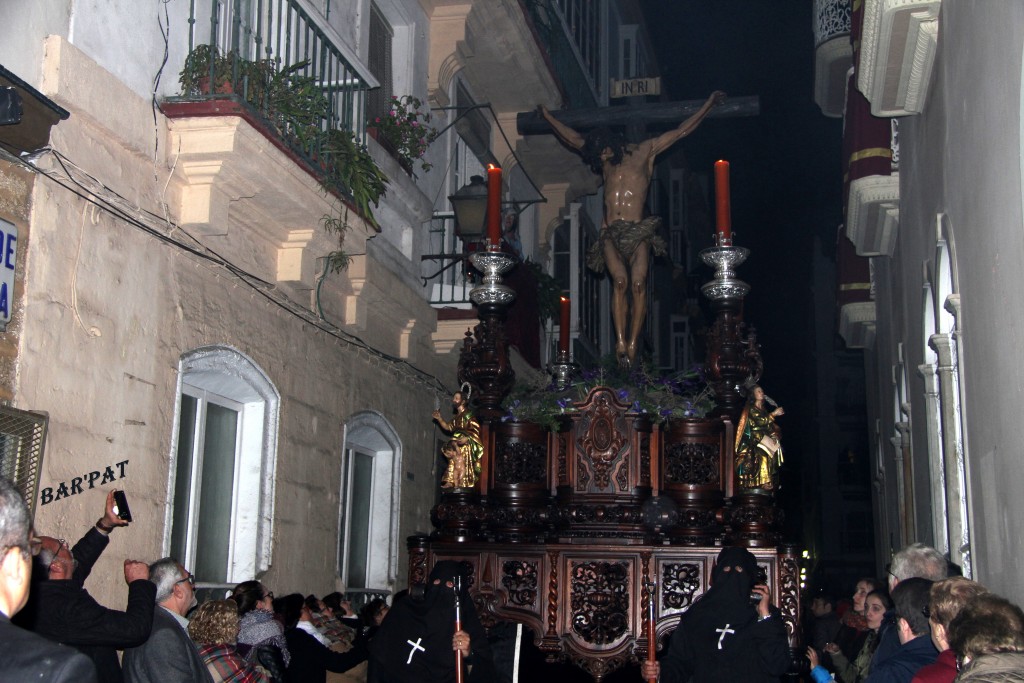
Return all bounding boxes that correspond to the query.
[410,538,802,682]
[412,387,795,680]
[726,489,782,547]
[431,488,485,542]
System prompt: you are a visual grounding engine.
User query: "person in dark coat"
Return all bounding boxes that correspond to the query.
[640,546,791,683]
[0,476,98,682]
[865,578,938,683]
[368,560,495,683]
[20,490,155,683]
[275,592,367,683]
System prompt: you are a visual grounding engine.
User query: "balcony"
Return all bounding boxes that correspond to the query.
[814,0,853,118]
[857,0,941,117]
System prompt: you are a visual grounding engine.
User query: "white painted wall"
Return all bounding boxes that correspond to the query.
[7,23,450,607]
[868,1,1024,599]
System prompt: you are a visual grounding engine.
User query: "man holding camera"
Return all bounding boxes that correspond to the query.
[640,546,790,682]
[20,490,155,683]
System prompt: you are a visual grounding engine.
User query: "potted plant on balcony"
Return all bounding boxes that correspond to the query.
[179,44,236,95]
[176,46,389,269]
[367,95,438,173]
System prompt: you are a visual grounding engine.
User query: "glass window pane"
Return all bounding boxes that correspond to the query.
[194,403,238,583]
[170,395,198,563]
[347,451,373,588]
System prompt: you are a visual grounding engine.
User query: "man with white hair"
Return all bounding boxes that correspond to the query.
[873,544,949,669]
[0,477,98,681]
[122,557,212,683]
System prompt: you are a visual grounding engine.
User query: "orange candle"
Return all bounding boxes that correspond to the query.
[559,296,570,354]
[714,160,731,242]
[487,165,502,246]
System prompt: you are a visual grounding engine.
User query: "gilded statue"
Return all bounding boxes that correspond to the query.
[539,91,725,368]
[432,385,483,489]
[735,385,785,490]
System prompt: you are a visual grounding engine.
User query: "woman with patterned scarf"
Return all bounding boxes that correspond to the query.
[231,581,289,683]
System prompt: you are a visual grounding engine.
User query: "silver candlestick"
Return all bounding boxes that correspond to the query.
[469,247,517,306]
[549,349,578,390]
[699,245,750,301]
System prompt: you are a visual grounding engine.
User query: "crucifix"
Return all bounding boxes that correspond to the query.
[406,637,426,664]
[715,623,735,650]
[519,94,759,368]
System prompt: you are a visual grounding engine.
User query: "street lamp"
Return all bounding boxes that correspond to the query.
[448,175,489,242]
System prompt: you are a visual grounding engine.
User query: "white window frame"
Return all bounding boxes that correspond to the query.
[338,411,402,594]
[165,346,280,583]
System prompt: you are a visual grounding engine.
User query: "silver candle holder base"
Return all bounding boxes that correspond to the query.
[469,248,517,306]
[699,245,750,300]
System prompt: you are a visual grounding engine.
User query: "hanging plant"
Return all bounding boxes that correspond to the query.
[368,95,439,172]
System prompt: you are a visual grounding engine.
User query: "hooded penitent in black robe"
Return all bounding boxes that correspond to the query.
[368,561,495,683]
[658,546,791,683]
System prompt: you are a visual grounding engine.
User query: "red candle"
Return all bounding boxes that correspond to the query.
[559,296,570,354]
[487,164,502,246]
[714,160,731,243]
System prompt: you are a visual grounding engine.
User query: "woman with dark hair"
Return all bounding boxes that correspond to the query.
[360,599,388,630]
[816,588,893,683]
[306,594,356,650]
[274,593,367,683]
[231,581,288,683]
[187,599,268,683]
[829,578,881,665]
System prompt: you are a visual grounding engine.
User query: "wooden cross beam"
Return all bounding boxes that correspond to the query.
[516,95,759,135]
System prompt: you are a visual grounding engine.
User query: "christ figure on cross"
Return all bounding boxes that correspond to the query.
[539,90,725,368]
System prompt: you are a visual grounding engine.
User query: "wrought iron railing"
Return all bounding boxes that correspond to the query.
[422,213,474,306]
[814,0,852,47]
[184,0,371,141]
[521,0,600,109]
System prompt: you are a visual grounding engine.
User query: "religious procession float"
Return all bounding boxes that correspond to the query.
[411,160,802,681]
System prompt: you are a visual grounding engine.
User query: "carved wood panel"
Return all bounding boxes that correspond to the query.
[418,543,800,679]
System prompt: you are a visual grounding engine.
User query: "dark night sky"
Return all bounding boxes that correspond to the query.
[639,1,846,534]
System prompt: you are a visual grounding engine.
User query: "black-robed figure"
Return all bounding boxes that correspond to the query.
[643,546,791,683]
[368,561,495,683]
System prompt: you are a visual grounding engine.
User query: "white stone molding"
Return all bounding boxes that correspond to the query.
[839,301,877,348]
[847,173,900,256]
[917,362,949,553]
[857,0,941,116]
[277,229,316,288]
[929,332,970,572]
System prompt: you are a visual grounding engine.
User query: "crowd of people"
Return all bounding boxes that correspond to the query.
[805,543,1024,683]
[0,477,492,683]
[4,474,1023,682]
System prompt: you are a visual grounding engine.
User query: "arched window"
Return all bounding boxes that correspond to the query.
[918,280,948,553]
[930,230,971,576]
[167,346,280,588]
[339,411,402,596]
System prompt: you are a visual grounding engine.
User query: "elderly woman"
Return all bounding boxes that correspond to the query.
[187,600,269,683]
[948,594,1024,682]
[909,577,988,683]
[231,581,288,683]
